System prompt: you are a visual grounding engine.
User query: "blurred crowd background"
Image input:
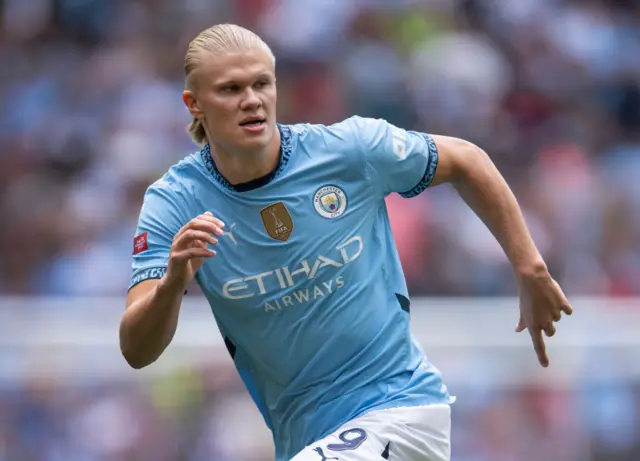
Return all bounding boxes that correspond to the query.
[1,0,639,297]
[4,354,640,461]
[2,297,639,461]
[1,0,639,460]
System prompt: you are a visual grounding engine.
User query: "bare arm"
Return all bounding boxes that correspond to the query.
[119,212,223,369]
[119,278,184,369]
[430,136,573,367]
[430,136,545,277]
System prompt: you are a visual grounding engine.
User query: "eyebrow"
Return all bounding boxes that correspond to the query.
[215,72,274,87]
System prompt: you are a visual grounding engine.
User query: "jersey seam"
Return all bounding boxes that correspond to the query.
[354,118,383,201]
[150,171,194,225]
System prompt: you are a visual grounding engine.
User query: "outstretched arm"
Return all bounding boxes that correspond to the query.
[430,135,573,367]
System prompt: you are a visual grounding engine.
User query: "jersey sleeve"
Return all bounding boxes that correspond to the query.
[128,183,187,291]
[349,116,439,199]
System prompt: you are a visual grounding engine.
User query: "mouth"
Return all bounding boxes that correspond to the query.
[239,116,266,128]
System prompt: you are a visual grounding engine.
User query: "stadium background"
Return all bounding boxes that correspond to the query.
[0,0,639,460]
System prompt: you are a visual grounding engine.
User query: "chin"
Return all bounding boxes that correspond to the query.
[237,125,274,148]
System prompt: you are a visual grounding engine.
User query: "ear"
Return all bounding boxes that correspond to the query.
[182,90,203,120]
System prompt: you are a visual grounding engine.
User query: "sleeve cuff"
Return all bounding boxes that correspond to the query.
[128,266,167,291]
[399,133,439,198]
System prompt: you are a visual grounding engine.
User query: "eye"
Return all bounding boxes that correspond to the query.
[255,79,270,89]
[222,84,240,93]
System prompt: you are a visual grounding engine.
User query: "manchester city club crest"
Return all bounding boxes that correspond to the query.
[313,185,347,219]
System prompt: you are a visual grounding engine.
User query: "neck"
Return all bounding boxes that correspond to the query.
[209,128,281,185]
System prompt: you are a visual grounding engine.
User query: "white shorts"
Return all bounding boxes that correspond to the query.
[291,404,451,461]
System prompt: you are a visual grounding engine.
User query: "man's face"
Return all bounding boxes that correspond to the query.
[183,48,277,153]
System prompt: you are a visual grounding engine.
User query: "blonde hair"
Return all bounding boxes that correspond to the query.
[184,24,276,146]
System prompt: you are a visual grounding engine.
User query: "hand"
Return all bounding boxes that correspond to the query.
[515,269,573,367]
[165,211,224,290]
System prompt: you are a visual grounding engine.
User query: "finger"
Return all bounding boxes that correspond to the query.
[191,238,207,248]
[175,223,190,238]
[515,313,526,333]
[193,217,225,236]
[199,213,225,229]
[529,328,549,367]
[551,310,562,322]
[182,219,224,237]
[543,323,556,338]
[173,247,216,261]
[175,229,218,247]
[562,303,573,316]
[175,214,225,239]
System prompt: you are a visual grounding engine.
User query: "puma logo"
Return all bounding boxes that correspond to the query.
[221,222,237,245]
[313,447,339,461]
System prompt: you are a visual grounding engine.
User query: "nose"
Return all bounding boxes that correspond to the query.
[240,88,262,111]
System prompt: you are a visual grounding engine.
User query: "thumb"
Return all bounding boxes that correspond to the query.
[515,312,526,333]
[204,211,213,216]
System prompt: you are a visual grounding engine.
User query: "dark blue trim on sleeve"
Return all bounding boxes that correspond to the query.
[128,266,167,291]
[399,133,439,198]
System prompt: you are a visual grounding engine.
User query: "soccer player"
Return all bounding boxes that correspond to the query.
[120,24,573,461]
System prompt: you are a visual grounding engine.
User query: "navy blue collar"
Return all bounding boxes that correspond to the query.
[200,124,292,192]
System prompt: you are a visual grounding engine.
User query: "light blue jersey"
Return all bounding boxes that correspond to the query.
[129,116,454,460]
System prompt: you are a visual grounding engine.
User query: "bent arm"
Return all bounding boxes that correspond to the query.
[430,135,547,278]
[119,277,185,369]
